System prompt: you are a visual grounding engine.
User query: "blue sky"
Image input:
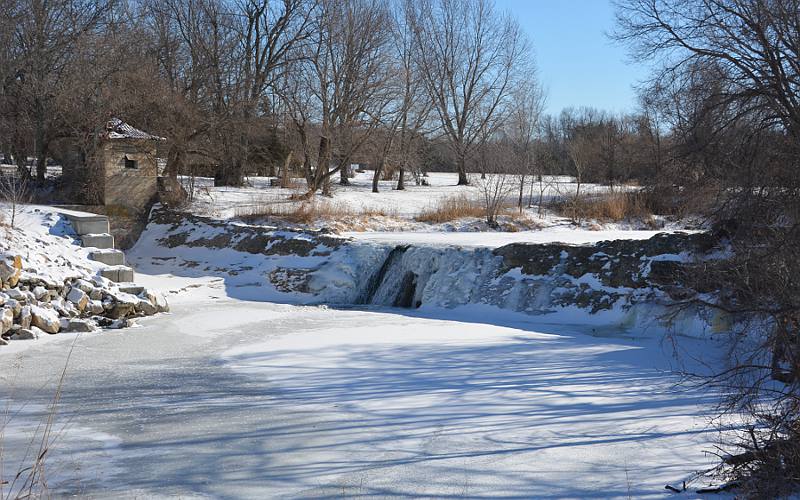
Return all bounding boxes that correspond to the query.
[496,0,651,116]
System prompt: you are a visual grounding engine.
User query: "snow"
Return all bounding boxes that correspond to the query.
[184,171,627,225]
[1,206,106,284]
[344,227,689,248]
[0,277,727,498]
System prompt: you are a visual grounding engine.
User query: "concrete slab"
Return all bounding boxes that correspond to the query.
[117,285,144,295]
[82,233,114,249]
[100,266,135,283]
[58,211,110,235]
[89,249,125,266]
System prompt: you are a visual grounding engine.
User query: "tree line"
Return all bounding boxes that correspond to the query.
[0,0,550,198]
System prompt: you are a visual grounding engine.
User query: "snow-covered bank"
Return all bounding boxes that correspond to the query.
[130,207,731,337]
[344,227,679,247]
[0,206,168,350]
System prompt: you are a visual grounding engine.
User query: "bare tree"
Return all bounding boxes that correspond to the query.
[410,0,531,185]
[0,171,29,228]
[503,79,545,212]
[472,141,518,226]
[284,0,393,196]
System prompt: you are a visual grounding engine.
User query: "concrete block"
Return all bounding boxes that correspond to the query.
[64,214,110,235]
[117,285,144,295]
[100,266,135,283]
[89,249,125,266]
[82,233,114,249]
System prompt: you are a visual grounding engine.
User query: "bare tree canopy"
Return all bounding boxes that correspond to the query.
[410,0,532,185]
[613,0,800,141]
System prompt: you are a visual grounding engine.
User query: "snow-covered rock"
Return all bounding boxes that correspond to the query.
[30,305,61,334]
[0,307,13,334]
[0,206,169,346]
[67,286,89,311]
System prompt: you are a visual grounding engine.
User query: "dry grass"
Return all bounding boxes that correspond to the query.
[415,195,486,223]
[550,191,656,225]
[236,199,395,225]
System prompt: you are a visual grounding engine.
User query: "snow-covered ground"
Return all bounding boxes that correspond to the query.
[0,272,726,498]
[183,171,647,231]
[344,227,685,247]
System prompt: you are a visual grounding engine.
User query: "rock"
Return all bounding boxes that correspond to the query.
[30,305,60,334]
[19,305,31,329]
[108,303,135,319]
[0,307,13,334]
[89,288,102,300]
[66,287,89,311]
[60,318,96,333]
[0,256,21,288]
[5,288,24,301]
[10,328,39,340]
[5,299,21,316]
[32,286,49,301]
[135,298,157,316]
[73,279,95,293]
[88,300,104,315]
[0,337,7,346]
[0,292,6,306]
[144,290,170,313]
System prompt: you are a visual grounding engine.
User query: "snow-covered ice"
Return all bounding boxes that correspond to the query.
[0,270,726,498]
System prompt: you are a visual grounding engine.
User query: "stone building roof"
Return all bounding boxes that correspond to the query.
[104,118,165,141]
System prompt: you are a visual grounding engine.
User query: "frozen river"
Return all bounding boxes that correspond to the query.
[0,275,719,498]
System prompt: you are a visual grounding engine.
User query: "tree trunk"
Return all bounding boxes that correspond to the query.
[372,157,384,193]
[339,162,350,185]
[280,151,293,188]
[35,132,47,183]
[457,155,469,185]
[396,167,406,190]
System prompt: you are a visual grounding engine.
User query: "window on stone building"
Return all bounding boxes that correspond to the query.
[124,156,137,169]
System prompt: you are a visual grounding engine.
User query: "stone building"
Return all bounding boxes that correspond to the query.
[58,118,165,213]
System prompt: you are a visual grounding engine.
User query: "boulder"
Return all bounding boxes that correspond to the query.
[89,288,103,300]
[66,287,89,311]
[5,298,20,316]
[0,256,21,288]
[30,305,60,334]
[0,307,13,335]
[10,328,40,340]
[0,292,6,306]
[0,337,7,346]
[19,305,31,329]
[88,300,104,315]
[32,286,49,301]
[5,288,25,301]
[144,290,170,313]
[108,303,135,319]
[60,318,96,333]
[73,279,95,293]
[135,298,157,316]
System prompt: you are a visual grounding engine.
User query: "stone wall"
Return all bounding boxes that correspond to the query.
[101,140,158,211]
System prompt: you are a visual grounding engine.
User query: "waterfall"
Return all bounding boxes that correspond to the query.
[356,245,410,305]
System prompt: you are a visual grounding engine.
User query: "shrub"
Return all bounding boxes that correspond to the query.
[236,199,394,225]
[549,191,656,225]
[415,195,486,223]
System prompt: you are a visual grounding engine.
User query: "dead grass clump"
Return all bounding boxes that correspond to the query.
[237,199,395,225]
[415,195,485,223]
[551,191,656,224]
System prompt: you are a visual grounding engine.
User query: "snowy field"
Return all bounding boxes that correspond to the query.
[0,273,725,498]
[184,171,630,228]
